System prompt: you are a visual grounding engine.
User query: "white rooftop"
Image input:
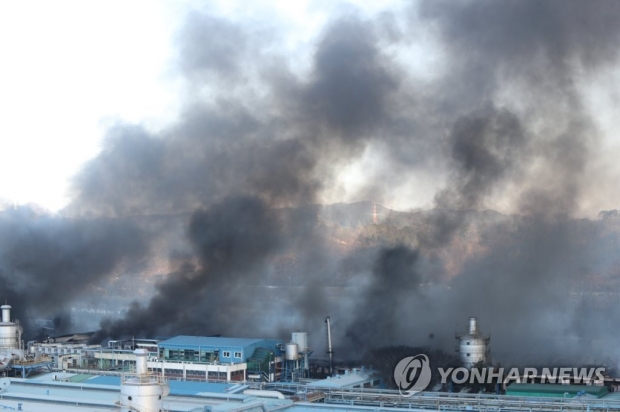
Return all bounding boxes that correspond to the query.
[306,371,378,388]
[0,378,272,411]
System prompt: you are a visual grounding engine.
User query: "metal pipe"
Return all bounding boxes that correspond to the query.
[325,316,333,376]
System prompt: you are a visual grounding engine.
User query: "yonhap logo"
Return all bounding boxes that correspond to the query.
[394,354,432,396]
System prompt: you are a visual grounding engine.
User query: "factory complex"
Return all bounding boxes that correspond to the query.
[1,304,620,410]
[30,332,316,384]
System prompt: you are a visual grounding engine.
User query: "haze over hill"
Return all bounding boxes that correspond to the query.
[4,200,620,367]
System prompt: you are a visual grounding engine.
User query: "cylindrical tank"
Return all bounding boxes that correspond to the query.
[0,305,22,352]
[0,326,21,351]
[135,348,148,375]
[291,332,307,353]
[1,306,10,323]
[468,317,478,335]
[120,349,169,412]
[285,342,299,360]
[458,317,489,369]
[459,336,487,369]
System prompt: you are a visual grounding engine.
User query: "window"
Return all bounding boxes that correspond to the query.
[223,351,231,358]
[234,352,242,358]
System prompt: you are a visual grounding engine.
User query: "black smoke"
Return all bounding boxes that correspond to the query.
[0,207,147,339]
[345,246,427,347]
[2,1,620,367]
[94,196,286,339]
[87,2,620,364]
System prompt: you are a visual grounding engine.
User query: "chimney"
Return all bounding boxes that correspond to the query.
[468,317,478,335]
[134,348,148,375]
[1,305,11,323]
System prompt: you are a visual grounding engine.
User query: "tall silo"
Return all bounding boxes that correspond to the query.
[456,317,490,369]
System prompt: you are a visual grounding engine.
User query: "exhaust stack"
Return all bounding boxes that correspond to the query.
[1,306,11,323]
[468,317,478,335]
[325,316,334,376]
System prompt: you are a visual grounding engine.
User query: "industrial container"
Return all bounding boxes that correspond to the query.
[291,332,307,353]
[285,342,299,361]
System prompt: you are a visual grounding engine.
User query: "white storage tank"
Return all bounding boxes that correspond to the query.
[291,332,307,353]
[285,342,299,361]
[456,317,490,369]
[120,349,169,412]
[0,305,22,352]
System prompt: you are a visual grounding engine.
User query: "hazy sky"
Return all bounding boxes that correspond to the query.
[1,0,618,215]
[0,0,397,211]
[0,1,174,210]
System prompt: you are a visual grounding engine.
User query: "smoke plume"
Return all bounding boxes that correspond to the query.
[2,1,620,366]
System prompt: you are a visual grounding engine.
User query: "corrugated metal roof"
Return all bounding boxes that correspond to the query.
[84,375,237,395]
[158,335,265,349]
[506,383,608,398]
[5,378,246,411]
[306,372,377,388]
[85,375,121,386]
[169,380,234,395]
[603,392,620,400]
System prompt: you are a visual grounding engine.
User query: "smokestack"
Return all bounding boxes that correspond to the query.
[1,305,11,323]
[325,316,334,376]
[134,348,148,375]
[468,317,478,335]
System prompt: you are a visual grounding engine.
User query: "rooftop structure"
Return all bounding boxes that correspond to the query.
[5,373,620,412]
[305,369,382,389]
[158,335,282,364]
[120,348,169,411]
[506,383,609,398]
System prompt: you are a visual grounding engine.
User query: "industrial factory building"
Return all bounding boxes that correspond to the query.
[87,335,285,382]
[158,335,282,364]
[35,332,316,383]
[7,306,620,411]
[155,335,284,381]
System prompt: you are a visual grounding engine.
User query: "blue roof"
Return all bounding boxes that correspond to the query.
[168,380,233,395]
[158,335,266,349]
[85,375,234,395]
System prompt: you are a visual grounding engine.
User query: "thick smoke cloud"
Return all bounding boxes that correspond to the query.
[436,108,526,212]
[94,196,284,340]
[345,246,426,346]
[3,1,620,368]
[0,207,147,338]
[90,2,620,365]
[89,13,409,344]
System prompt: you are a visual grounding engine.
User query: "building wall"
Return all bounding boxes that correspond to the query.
[158,338,283,364]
